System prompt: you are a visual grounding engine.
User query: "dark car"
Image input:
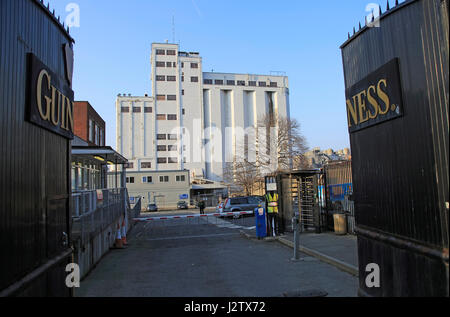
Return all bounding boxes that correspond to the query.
[177,201,188,209]
[147,203,158,212]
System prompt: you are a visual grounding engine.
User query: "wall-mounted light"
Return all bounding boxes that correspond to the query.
[107,161,114,165]
[94,156,105,162]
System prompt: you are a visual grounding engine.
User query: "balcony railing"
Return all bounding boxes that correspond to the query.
[71,188,128,244]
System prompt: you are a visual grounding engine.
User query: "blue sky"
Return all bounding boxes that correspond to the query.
[51,0,394,151]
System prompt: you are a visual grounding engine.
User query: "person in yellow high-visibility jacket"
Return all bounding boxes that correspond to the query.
[265,192,279,236]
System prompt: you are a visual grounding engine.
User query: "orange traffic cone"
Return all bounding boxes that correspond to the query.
[121,218,128,245]
[114,222,123,249]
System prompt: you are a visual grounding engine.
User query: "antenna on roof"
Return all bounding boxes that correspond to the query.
[172,15,176,44]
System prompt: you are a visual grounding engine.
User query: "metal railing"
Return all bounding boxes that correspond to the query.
[71,188,127,244]
[342,194,355,234]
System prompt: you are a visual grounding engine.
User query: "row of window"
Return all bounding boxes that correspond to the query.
[156,75,199,83]
[156,61,177,68]
[126,174,186,184]
[157,145,178,151]
[157,134,178,140]
[156,114,177,120]
[156,75,177,81]
[156,94,177,101]
[88,118,104,146]
[155,49,176,56]
[156,61,199,69]
[203,79,278,87]
[157,157,178,164]
[121,107,153,113]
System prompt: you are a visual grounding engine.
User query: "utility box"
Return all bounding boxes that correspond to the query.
[255,206,267,239]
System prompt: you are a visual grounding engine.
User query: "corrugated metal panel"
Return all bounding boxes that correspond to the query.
[0,0,73,296]
[341,0,448,296]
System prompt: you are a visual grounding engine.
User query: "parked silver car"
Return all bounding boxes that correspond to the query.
[222,196,262,217]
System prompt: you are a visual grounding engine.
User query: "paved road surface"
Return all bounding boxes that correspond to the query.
[75,214,358,297]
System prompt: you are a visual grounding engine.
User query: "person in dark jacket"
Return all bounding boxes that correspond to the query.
[198,200,206,215]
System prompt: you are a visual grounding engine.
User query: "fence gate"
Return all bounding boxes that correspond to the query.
[298,176,316,231]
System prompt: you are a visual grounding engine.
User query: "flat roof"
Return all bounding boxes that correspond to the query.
[203,72,287,78]
[72,146,128,164]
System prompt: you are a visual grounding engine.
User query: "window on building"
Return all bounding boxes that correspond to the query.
[167,76,177,82]
[270,82,278,87]
[159,175,169,182]
[95,124,99,145]
[181,76,184,82]
[167,95,177,101]
[157,114,166,120]
[100,129,104,146]
[88,119,93,142]
[126,177,135,184]
[144,107,153,113]
[191,76,199,83]
[176,175,186,182]
[191,62,198,69]
[168,157,178,163]
[227,80,235,86]
[167,114,177,120]
[168,145,177,151]
[258,81,267,87]
[156,61,165,67]
[157,134,167,140]
[166,50,176,55]
[157,95,166,101]
[155,49,165,55]
[248,81,256,86]
[133,107,141,113]
[182,90,184,95]
[141,162,152,169]
[157,145,167,151]
[142,176,153,183]
[237,80,246,86]
[181,62,184,68]
[121,107,130,113]
[173,62,176,67]
[124,162,134,169]
[182,109,185,115]
[157,158,167,164]
[168,134,178,140]
[214,79,223,85]
[156,75,165,81]
[166,61,172,67]
[204,79,213,85]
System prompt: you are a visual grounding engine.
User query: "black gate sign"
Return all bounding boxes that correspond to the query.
[345,58,404,133]
[26,53,74,139]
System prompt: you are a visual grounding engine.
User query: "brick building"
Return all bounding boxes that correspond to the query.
[74,101,105,146]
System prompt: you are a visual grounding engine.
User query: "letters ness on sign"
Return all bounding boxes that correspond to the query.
[26,53,74,139]
[345,58,404,133]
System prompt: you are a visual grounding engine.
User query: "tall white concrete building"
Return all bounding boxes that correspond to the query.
[116,42,290,184]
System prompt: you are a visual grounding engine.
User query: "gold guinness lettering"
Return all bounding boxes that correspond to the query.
[345,58,403,133]
[27,53,74,139]
[367,85,379,119]
[35,67,74,134]
[36,69,51,121]
[346,78,395,128]
[377,79,390,115]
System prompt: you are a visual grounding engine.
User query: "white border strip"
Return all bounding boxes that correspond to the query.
[133,211,254,222]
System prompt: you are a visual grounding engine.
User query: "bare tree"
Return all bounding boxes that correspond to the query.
[256,114,309,174]
[222,142,259,196]
[223,115,309,194]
